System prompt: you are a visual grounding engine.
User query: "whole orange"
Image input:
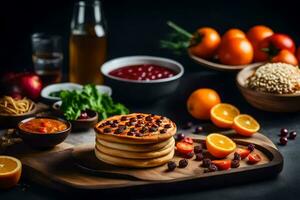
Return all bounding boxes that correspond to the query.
[187,88,221,120]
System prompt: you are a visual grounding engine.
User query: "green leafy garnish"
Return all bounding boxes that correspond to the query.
[59,84,129,120]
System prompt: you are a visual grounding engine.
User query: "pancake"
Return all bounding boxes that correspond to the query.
[95,137,175,159]
[95,148,175,168]
[94,113,176,144]
[96,136,174,152]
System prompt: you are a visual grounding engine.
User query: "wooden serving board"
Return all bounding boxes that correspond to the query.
[3,131,283,192]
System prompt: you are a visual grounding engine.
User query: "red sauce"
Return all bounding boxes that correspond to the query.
[108,64,177,81]
[19,118,67,134]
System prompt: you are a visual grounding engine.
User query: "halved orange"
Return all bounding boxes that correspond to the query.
[206,133,236,158]
[0,156,22,189]
[210,103,240,128]
[233,114,260,136]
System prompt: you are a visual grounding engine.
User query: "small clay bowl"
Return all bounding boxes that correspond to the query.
[17,116,71,149]
[0,103,37,128]
[52,101,98,131]
[236,64,300,112]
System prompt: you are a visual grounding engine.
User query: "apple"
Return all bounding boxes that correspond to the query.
[18,73,43,100]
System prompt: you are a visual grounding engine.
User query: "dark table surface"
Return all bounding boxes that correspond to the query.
[1,0,300,199]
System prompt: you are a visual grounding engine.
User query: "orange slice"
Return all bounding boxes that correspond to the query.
[0,156,22,189]
[206,133,236,158]
[210,103,240,128]
[233,114,260,136]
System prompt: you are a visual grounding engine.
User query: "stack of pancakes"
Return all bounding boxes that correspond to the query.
[94,113,176,168]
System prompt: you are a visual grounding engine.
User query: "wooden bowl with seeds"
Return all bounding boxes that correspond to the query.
[236,63,300,112]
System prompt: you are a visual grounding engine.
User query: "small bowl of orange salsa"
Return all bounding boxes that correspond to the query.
[17,117,71,148]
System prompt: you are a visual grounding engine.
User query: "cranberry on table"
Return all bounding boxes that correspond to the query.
[195,153,204,161]
[185,152,194,159]
[207,164,218,172]
[280,128,289,137]
[202,158,212,168]
[247,144,255,152]
[289,131,297,140]
[178,159,188,168]
[194,126,203,134]
[194,145,203,154]
[167,161,177,171]
[233,152,241,161]
[279,137,288,145]
[231,159,240,168]
[176,133,185,141]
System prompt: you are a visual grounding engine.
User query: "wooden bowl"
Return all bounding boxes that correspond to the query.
[0,103,37,128]
[236,64,300,112]
[52,101,98,131]
[188,51,264,72]
[17,116,71,149]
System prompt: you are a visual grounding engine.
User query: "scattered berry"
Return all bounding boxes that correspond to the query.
[289,131,297,140]
[208,164,218,172]
[236,148,250,159]
[233,152,241,161]
[176,133,185,141]
[194,126,203,134]
[279,137,288,145]
[280,128,289,137]
[195,153,204,161]
[247,144,255,152]
[167,161,177,171]
[176,142,194,154]
[185,152,194,159]
[194,145,203,154]
[202,158,212,168]
[178,159,188,168]
[183,122,193,129]
[231,159,240,168]
[212,160,231,170]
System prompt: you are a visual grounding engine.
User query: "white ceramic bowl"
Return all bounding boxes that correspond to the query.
[101,56,184,103]
[41,82,112,103]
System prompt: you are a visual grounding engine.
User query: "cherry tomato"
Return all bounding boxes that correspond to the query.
[247,25,273,47]
[189,27,221,59]
[271,49,298,66]
[235,148,250,159]
[256,33,296,61]
[222,28,246,42]
[246,25,273,62]
[247,153,261,164]
[212,160,231,170]
[296,47,300,63]
[218,38,253,65]
[182,137,193,144]
[176,141,194,154]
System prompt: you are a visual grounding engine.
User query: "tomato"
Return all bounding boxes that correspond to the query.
[218,38,253,65]
[256,33,296,61]
[182,137,193,145]
[235,148,250,159]
[176,142,194,154]
[246,25,273,62]
[222,28,246,42]
[189,27,221,59]
[296,47,300,63]
[212,160,231,170]
[271,49,298,66]
[247,153,261,164]
[247,25,273,47]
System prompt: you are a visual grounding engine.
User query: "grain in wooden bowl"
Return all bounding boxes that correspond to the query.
[236,62,300,112]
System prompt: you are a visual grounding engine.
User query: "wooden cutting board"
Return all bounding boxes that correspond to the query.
[3,131,283,192]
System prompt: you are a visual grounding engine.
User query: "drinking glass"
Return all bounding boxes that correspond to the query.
[69,0,107,85]
[31,33,63,86]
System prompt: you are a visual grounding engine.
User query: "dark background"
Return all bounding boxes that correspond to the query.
[1,0,299,75]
